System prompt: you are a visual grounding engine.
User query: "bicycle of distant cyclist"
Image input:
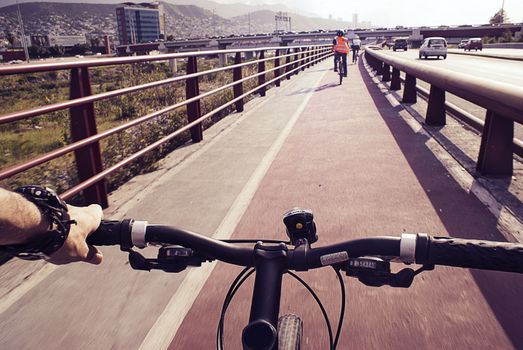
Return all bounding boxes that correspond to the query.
[335,54,345,85]
[351,45,360,64]
[87,207,523,350]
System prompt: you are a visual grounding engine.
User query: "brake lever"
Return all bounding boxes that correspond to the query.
[355,268,415,288]
[343,257,429,288]
[127,246,213,273]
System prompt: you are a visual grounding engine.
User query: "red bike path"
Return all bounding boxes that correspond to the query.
[170,60,523,349]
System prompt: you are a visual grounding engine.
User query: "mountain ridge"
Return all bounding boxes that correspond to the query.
[0,2,350,41]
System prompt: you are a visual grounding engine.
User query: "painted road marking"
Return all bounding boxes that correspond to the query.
[138,64,329,350]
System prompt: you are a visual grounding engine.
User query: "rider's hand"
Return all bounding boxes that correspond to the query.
[47,204,104,265]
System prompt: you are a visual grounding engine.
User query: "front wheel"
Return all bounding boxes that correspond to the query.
[278,314,303,350]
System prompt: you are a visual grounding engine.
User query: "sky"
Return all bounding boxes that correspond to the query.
[215,0,523,27]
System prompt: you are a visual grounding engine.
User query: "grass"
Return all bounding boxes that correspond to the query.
[0,53,285,203]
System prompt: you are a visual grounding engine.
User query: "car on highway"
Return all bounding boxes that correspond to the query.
[464,38,482,51]
[393,38,408,51]
[458,39,468,49]
[419,37,447,59]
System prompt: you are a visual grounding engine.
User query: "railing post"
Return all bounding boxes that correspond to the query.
[285,48,292,79]
[382,64,391,81]
[185,56,203,143]
[377,60,384,75]
[233,52,244,112]
[258,50,266,96]
[274,49,281,87]
[425,85,446,126]
[293,48,299,75]
[306,47,311,67]
[301,47,306,70]
[477,111,514,176]
[390,68,401,90]
[69,66,108,207]
[402,73,417,103]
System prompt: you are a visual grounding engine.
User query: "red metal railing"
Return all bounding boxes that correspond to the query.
[364,48,523,177]
[0,44,332,207]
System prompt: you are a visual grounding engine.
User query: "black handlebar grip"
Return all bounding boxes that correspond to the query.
[427,237,523,274]
[86,220,133,247]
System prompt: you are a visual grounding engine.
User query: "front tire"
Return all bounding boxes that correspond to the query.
[278,314,303,350]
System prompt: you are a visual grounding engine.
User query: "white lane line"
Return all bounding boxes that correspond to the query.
[0,263,57,315]
[138,64,328,350]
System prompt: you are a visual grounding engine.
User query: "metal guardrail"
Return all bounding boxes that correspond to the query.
[0,44,332,207]
[364,47,523,177]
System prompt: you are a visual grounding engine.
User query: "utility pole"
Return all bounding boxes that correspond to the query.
[248,12,251,35]
[16,0,29,62]
[501,0,505,23]
[212,9,216,37]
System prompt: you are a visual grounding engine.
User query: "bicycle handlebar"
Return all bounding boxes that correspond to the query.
[87,220,523,274]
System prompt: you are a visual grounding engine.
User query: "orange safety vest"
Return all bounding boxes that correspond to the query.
[333,36,349,53]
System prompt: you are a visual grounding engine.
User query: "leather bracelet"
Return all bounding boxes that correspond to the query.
[0,186,75,260]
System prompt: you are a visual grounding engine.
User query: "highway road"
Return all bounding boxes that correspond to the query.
[379,49,523,139]
[380,48,523,86]
[1,58,522,350]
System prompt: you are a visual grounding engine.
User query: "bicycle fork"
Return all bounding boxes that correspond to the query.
[242,242,288,350]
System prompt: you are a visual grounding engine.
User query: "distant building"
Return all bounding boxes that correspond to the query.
[352,13,358,28]
[116,2,165,45]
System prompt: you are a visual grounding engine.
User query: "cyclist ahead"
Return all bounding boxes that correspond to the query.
[351,36,361,63]
[332,30,349,77]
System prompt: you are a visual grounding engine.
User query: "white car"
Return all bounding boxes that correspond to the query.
[419,37,447,60]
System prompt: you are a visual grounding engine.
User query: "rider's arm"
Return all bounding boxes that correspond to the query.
[0,187,104,264]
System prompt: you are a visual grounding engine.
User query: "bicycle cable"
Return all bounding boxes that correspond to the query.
[217,266,255,350]
[332,267,346,349]
[288,271,335,350]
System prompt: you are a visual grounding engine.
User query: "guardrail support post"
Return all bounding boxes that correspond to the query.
[382,64,391,82]
[425,85,446,126]
[185,56,203,143]
[285,49,292,79]
[306,47,311,67]
[377,61,384,75]
[477,111,514,176]
[233,52,244,112]
[402,74,417,103]
[390,68,401,90]
[69,67,107,207]
[258,50,266,96]
[274,49,281,87]
[293,48,299,75]
[301,47,306,71]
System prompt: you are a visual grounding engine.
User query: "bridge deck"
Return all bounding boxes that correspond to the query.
[1,58,522,350]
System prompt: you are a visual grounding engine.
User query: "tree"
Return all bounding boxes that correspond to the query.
[489,9,508,24]
[4,30,16,46]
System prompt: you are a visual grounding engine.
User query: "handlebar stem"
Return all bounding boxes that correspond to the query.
[242,242,288,350]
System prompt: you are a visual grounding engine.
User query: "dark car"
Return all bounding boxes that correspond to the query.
[393,38,408,51]
[465,38,482,51]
